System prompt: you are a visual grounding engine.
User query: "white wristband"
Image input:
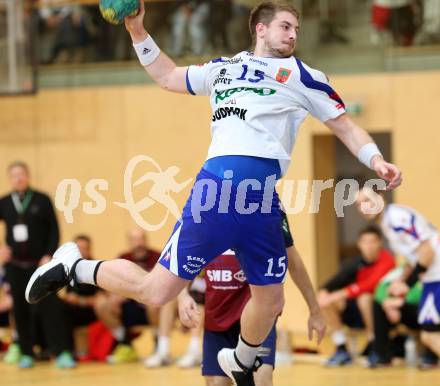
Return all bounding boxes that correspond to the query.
[358,143,383,169]
[133,35,160,66]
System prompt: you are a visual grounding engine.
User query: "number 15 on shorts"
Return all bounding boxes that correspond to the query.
[265,256,287,278]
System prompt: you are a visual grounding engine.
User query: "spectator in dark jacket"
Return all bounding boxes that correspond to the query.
[0,161,74,369]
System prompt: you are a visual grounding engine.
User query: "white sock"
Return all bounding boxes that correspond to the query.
[331,330,347,346]
[187,336,200,356]
[157,336,169,357]
[235,335,261,368]
[74,259,102,285]
[112,326,126,342]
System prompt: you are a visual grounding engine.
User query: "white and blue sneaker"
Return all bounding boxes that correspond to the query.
[325,348,353,367]
[218,348,262,386]
[25,242,83,304]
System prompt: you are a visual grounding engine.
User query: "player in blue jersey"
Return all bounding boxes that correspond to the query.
[26,2,401,385]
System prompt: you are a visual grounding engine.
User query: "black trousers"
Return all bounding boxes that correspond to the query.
[373,300,419,362]
[5,263,72,356]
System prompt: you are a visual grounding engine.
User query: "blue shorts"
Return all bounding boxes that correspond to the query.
[202,322,277,376]
[159,169,287,286]
[418,281,440,332]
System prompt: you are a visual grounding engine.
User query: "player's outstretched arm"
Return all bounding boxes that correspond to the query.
[287,246,326,344]
[325,113,402,190]
[124,1,188,94]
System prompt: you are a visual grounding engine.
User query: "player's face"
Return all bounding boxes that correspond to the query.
[8,166,30,193]
[76,239,92,260]
[357,233,382,263]
[128,229,147,250]
[263,11,299,58]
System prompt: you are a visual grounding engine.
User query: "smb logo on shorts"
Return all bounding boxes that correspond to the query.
[276,68,292,84]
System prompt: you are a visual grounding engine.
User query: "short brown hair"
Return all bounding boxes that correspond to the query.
[74,234,92,245]
[7,160,29,174]
[249,1,300,41]
[359,225,382,240]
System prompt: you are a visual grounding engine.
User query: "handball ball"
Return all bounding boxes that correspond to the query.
[99,0,139,25]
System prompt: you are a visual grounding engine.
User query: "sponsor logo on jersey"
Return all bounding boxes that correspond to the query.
[211,57,243,65]
[213,68,233,87]
[212,107,247,122]
[249,57,269,67]
[234,270,247,283]
[207,270,233,282]
[276,68,292,83]
[214,87,276,104]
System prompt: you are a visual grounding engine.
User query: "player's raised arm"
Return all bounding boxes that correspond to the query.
[124,0,188,94]
[325,113,402,190]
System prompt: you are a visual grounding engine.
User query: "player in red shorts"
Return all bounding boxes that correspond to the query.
[178,211,325,386]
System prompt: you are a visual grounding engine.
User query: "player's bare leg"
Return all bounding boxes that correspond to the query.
[240,284,284,346]
[254,364,274,386]
[205,377,232,386]
[421,332,440,357]
[319,296,346,332]
[145,299,177,367]
[95,260,186,307]
[26,242,188,308]
[218,284,284,383]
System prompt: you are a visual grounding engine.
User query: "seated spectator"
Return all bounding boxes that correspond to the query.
[318,226,395,366]
[169,0,211,57]
[144,276,206,369]
[0,265,13,357]
[95,228,162,364]
[39,0,93,63]
[226,0,259,52]
[58,235,101,359]
[416,0,440,44]
[371,0,420,46]
[368,266,438,369]
[209,0,233,53]
[175,277,205,369]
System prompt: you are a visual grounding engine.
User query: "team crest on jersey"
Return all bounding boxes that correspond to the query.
[276,68,292,83]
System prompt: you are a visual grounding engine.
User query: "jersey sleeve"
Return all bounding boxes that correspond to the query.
[186,60,218,96]
[387,206,434,253]
[294,59,346,122]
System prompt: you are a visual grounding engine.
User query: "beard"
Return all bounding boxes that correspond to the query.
[265,39,295,58]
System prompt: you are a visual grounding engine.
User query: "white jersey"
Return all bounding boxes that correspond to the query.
[186,52,345,176]
[381,204,440,282]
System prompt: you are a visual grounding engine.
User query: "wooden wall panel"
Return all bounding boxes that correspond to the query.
[1,70,439,333]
